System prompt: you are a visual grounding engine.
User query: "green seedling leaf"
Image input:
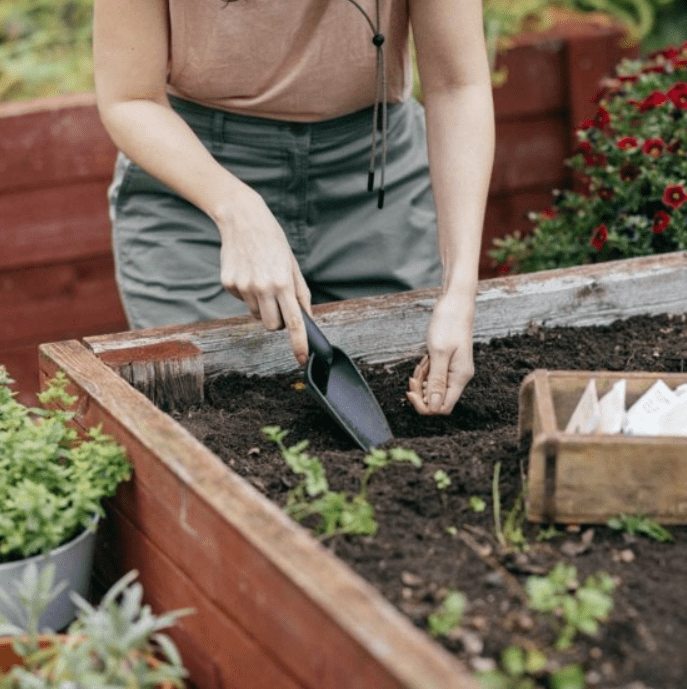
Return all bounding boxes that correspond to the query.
[607,513,674,542]
[549,663,586,689]
[427,590,466,638]
[469,496,486,513]
[433,470,451,491]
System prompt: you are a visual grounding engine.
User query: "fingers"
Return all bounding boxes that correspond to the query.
[406,352,473,416]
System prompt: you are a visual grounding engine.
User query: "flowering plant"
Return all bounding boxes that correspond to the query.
[490,41,687,274]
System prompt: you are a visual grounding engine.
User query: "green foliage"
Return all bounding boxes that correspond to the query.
[433,469,451,491]
[492,462,528,552]
[526,563,615,650]
[0,367,132,562]
[469,495,487,513]
[261,426,421,538]
[0,0,94,101]
[490,43,687,274]
[427,590,466,638]
[607,512,674,541]
[0,563,191,688]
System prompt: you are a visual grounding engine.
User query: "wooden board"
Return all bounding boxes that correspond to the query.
[85,252,687,379]
[38,340,479,689]
[519,370,687,524]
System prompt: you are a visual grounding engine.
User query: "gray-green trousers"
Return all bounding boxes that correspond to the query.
[108,96,440,328]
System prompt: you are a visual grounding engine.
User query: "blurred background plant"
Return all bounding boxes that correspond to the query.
[2,0,686,103]
[0,0,93,101]
[490,43,687,273]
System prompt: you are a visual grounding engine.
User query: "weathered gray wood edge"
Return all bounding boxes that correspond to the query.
[85,252,687,378]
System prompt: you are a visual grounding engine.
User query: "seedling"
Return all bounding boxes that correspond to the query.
[433,470,451,491]
[427,589,465,638]
[607,513,674,543]
[537,525,564,541]
[468,496,486,513]
[526,563,615,650]
[477,644,585,689]
[492,462,528,552]
[262,426,421,538]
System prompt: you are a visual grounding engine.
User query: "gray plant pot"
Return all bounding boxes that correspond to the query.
[0,522,97,632]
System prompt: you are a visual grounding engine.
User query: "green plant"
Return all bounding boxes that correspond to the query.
[261,426,421,538]
[492,462,528,552]
[427,589,466,638]
[433,469,451,491]
[526,563,615,650]
[0,563,190,688]
[607,512,674,541]
[469,496,487,513]
[490,41,687,274]
[0,0,94,101]
[0,367,132,562]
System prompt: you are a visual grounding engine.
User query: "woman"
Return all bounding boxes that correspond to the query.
[93,0,494,415]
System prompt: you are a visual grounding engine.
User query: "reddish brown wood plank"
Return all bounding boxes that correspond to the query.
[0,181,112,271]
[0,94,116,195]
[0,256,127,348]
[103,505,306,689]
[0,344,41,406]
[490,116,569,195]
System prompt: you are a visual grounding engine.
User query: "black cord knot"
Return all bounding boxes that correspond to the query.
[372,33,385,47]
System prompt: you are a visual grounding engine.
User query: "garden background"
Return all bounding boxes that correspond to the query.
[1,0,686,403]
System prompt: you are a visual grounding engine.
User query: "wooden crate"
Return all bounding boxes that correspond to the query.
[37,253,687,689]
[520,370,687,525]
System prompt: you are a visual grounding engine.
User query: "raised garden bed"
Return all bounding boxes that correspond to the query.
[37,252,687,689]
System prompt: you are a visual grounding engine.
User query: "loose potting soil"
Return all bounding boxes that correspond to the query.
[174,313,687,689]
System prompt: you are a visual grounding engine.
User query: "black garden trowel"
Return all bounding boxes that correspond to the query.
[301,310,393,451]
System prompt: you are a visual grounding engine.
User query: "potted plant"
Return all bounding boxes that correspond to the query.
[0,562,190,688]
[0,365,132,630]
[490,40,687,274]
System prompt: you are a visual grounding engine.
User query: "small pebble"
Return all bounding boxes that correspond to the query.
[457,630,483,655]
[401,571,422,587]
[470,657,497,673]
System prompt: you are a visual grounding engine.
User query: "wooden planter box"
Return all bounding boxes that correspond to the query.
[520,369,687,524]
[37,252,687,689]
[1,16,634,399]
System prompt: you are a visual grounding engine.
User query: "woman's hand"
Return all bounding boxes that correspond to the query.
[216,185,312,365]
[406,292,475,415]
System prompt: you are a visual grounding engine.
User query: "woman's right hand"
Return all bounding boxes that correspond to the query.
[215,185,312,366]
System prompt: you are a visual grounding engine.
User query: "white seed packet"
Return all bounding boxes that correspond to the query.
[656,397,687,436]
[596,379,626,434]
[565,379,600,434]
[674,383,687,398]
[623,380,679,436]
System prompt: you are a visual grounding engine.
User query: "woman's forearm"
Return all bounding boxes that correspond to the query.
[423,81,495,300]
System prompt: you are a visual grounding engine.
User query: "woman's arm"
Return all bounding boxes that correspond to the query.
[407,0,495,414]
[93,0,311,364]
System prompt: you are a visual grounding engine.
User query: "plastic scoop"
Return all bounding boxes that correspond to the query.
[301,310,393,451]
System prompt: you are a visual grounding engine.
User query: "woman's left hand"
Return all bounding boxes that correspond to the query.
[406,292,475,415]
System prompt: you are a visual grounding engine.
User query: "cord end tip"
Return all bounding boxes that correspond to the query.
[378,188,385,209]
[367,171,375,192]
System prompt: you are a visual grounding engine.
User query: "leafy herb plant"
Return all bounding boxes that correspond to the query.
[0,563,191,688]
[261,425,421,538]
[525,562,615,650]
[0,367,132,562]
[427,590,466,638]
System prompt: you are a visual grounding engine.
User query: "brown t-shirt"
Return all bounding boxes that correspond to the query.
[166,0,412,122]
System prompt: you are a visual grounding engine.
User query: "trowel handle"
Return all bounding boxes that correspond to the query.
[301,309,334,365]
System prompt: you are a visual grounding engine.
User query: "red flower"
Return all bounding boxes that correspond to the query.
[594,106,611,128]
[591,224,608,251]
[617,137,638,150]
[619,162,640,181]
[642,138,665,158]
[667,83,687,110]
[638,91,668,112]
[663,185,687,210]
[653,211,671,234]
[579,119,595,130]
[541,208,557,219]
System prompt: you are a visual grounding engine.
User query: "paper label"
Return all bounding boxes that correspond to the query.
[623,380,679,436]
[565,379,600,434]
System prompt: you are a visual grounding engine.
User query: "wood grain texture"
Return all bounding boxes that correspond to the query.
[85,253,687,379]
[39,340,480,689]
[521,370,687,524]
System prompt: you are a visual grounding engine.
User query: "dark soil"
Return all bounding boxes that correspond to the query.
[173,313,687,689]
